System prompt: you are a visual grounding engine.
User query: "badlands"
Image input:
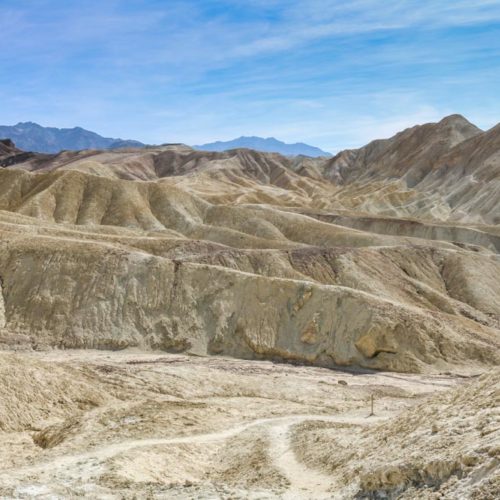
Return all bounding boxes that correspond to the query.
[0,114,499,498]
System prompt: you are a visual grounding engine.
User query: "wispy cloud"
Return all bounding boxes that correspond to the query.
[0,0,499,150]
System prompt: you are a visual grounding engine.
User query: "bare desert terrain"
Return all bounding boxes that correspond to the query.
[1,350,498,499]
[0,114,499,498]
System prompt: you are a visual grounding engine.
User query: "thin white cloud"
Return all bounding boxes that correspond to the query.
[0,0,498,150]
[3,0,500,68]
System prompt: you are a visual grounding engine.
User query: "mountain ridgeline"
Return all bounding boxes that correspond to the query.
[0,122,145,153]
[0,122,331,157]
[194,136,331,157]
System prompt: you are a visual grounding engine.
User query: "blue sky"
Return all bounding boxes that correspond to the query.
[1,0,500,152]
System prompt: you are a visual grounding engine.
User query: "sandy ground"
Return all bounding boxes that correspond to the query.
[0,349,470,499]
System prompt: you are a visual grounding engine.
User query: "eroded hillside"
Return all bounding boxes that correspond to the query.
[0,114,499,373]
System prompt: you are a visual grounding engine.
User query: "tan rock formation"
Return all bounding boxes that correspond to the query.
[0,115,499,373]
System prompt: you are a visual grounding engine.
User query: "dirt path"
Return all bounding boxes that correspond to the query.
[1,412,385,492]
[269,422,333,498]
[268,413,385,499]
[2,351,462,498]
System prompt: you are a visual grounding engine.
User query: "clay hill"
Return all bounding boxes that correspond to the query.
[0,114,499,499]
[0,114,499,373]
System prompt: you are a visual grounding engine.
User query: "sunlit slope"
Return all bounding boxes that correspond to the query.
[0,114,499,373]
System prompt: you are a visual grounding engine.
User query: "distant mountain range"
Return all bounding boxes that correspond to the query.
[0,122,331,157]
[0,122,145,153]
[194,136,331,157]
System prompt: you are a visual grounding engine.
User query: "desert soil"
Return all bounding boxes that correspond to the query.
[1,349,496,499]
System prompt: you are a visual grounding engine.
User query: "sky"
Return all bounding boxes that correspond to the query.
[1,0,500,153]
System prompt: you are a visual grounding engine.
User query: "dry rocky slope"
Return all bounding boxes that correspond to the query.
[0,351,497,499]
[0,115,499,499]
[0,114,499,374]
